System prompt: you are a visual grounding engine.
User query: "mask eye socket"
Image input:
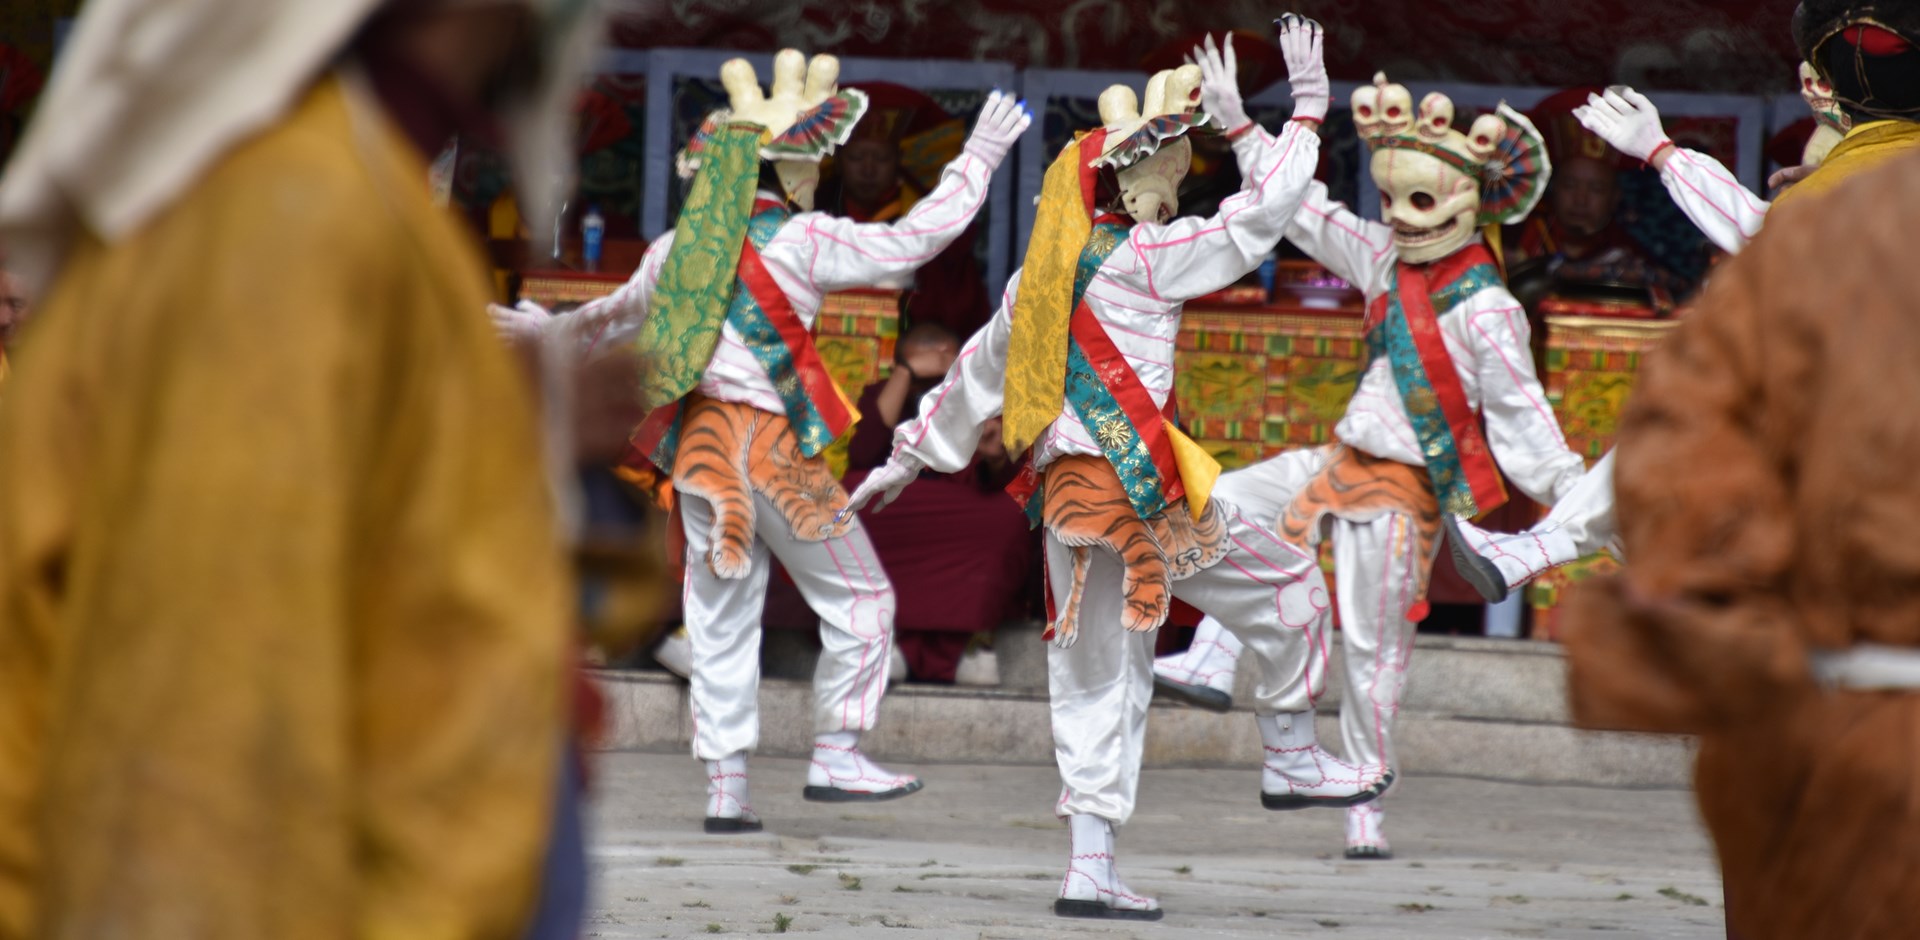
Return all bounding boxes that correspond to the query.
[1411,192,1436,211]
[1380,193,1394,211]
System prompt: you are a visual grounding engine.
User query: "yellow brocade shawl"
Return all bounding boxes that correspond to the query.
[1772,120,1920,211]
[1004,136,1095,455]
[0,76,569,940]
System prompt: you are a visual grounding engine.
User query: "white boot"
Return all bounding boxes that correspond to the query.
[1054,814,1163,921]
[803,731,923,802]
[1345,801,1391,859]
[954,641,1000,687]
[1258,710,1390,810]
[888,643,909,684]
[654,625,693,679]
[1446,516,1581,601]
[1150,616,1242,712]
[704,752,762,834]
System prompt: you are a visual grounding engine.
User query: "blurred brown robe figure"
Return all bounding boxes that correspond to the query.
[1561,153,1920,939]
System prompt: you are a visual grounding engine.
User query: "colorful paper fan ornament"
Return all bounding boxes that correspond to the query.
[1476,103,1551,226]
[676,110,728,180]
[1091,111,1212,171]
[762,89,870,162]
[1090,64,1207,172]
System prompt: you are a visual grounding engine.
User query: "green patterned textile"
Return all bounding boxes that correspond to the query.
[637,123,763,410]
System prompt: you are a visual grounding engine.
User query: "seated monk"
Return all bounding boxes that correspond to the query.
[843,323,1038,684]
[1507,89,1701,306]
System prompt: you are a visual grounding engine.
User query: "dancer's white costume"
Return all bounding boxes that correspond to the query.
[1449,70,1848,593]
[1162,73,1583,859]
[851,20,1373,919]
[549,52,1031,832]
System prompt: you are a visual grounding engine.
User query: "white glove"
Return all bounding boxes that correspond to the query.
[1574,87,1670,163]
[961,89,1033,170]
[489,300,553,343]
[843,452,926,516]
[1275,13,1328,123]
[1193,34,1250,133]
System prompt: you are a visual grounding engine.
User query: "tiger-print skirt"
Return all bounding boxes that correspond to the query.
[1275,445,1443,611]
[1040,455,1229,646]
[673,396,853,580]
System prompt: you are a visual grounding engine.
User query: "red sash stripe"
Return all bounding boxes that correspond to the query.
[1392,260,1506,514]
[736,234,856,441]
[1069,301,1186,509]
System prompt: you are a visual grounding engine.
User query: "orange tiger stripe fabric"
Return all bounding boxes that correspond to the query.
[673,396,853,579]
[1276,445,1443,609]
[1041,455,1227,645]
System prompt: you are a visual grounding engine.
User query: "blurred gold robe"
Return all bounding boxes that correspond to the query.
[0,76,569,939]
[1770,120,1920,211]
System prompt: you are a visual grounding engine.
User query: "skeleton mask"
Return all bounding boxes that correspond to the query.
[1353,75,1509,264]
[1799,61,1850,166]
[1091,65,1205,224]
[1118,138,1191,223]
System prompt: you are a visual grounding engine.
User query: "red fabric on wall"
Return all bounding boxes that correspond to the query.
[615,1,1798,95]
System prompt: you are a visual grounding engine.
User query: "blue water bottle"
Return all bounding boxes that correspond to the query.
[1256,253,1278,301]
[582,205,606,272]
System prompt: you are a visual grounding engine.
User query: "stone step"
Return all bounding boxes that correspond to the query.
[596,670,1693,789]
[762,625,1578,724]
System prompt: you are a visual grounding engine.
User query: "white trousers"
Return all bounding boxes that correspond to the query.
[1194,448,1430,779]
[1047,491,1333,824]
[1329,512,1427,776]
[680,491,896,761]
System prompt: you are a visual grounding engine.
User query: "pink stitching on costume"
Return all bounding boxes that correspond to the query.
[1467,311,1568,442]
[1672,151,1769,217]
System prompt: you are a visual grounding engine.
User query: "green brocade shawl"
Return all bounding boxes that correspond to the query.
[637,124,763,411]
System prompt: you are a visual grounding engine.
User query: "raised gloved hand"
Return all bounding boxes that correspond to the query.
[1275,12,1328,123]
[1574,87,1671,164]
[843,452,927,516]
[1193,33,1250,133]
[961,89,1034,169]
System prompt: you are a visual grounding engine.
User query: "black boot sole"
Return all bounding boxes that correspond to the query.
[1442,515,1512,603]
[1261,772,1395,811]
[1053,899,1165,921]
[1345,846,1392,860]
[703,817,763,834]
[801,779,925,803]
[1152,674,1234,713]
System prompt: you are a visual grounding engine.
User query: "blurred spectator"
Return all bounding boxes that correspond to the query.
[0,2,607,937]
[844,323,1038,684]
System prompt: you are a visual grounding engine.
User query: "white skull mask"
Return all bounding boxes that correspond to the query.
[1117,137,1191,224]
[1091,66,1203,224]
[1373,148,1479,264]
[1353,79,1508,264]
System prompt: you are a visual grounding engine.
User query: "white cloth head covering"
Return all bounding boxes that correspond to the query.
[0,0,604,292]
[0,0,387,290]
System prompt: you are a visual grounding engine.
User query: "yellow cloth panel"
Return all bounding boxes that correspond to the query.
[1004,137,1093,454]
[0,77,568,940]
[1771,120,1920,211]
[1165,421,1221,519]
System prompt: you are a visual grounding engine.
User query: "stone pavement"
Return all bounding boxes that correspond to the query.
[586,752,1724,939]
